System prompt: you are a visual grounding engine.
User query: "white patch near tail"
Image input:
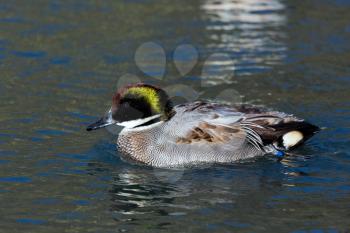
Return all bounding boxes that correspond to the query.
[282,131,303,149]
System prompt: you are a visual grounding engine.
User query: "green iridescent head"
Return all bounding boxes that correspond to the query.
[87,83,173,131]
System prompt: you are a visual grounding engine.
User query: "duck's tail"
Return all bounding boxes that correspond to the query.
[234,104,320,153]
[265,121,320,150]
[240,112,320,151]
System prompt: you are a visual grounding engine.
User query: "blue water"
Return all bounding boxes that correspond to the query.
[0,0,349,232]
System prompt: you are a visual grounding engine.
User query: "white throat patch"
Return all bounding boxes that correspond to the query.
[117,114,162,129]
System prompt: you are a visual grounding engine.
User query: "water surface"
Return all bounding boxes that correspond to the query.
[0,0,350,232]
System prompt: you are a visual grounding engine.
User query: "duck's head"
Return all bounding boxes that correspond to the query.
[87,83,173,131]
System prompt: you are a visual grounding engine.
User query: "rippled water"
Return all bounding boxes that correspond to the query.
[0,0,350,232]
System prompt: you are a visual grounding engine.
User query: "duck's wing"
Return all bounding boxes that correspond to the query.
[173,102,319,151]
[172,102,264,151]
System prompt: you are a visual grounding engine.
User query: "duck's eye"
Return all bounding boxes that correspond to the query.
[122,102,130,108]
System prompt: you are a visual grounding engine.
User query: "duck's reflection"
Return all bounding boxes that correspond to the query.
[87,146,315,205]
[105,159,312,218]
[84,155,324,233]
[108,167,192,219]
[87,147,316,229]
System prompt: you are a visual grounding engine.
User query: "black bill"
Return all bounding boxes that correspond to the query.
[86,116,114,131]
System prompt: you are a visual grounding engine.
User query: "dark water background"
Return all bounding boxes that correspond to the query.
[0,0,350,232]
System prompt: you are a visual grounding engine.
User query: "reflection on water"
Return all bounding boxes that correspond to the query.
[105,153,350,232]
[202,0,287,78]
[110,170,187,216]
[0,0,350,232]
[202,0,285,24]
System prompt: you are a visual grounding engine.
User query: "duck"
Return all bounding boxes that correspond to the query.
[87,83,319,167]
